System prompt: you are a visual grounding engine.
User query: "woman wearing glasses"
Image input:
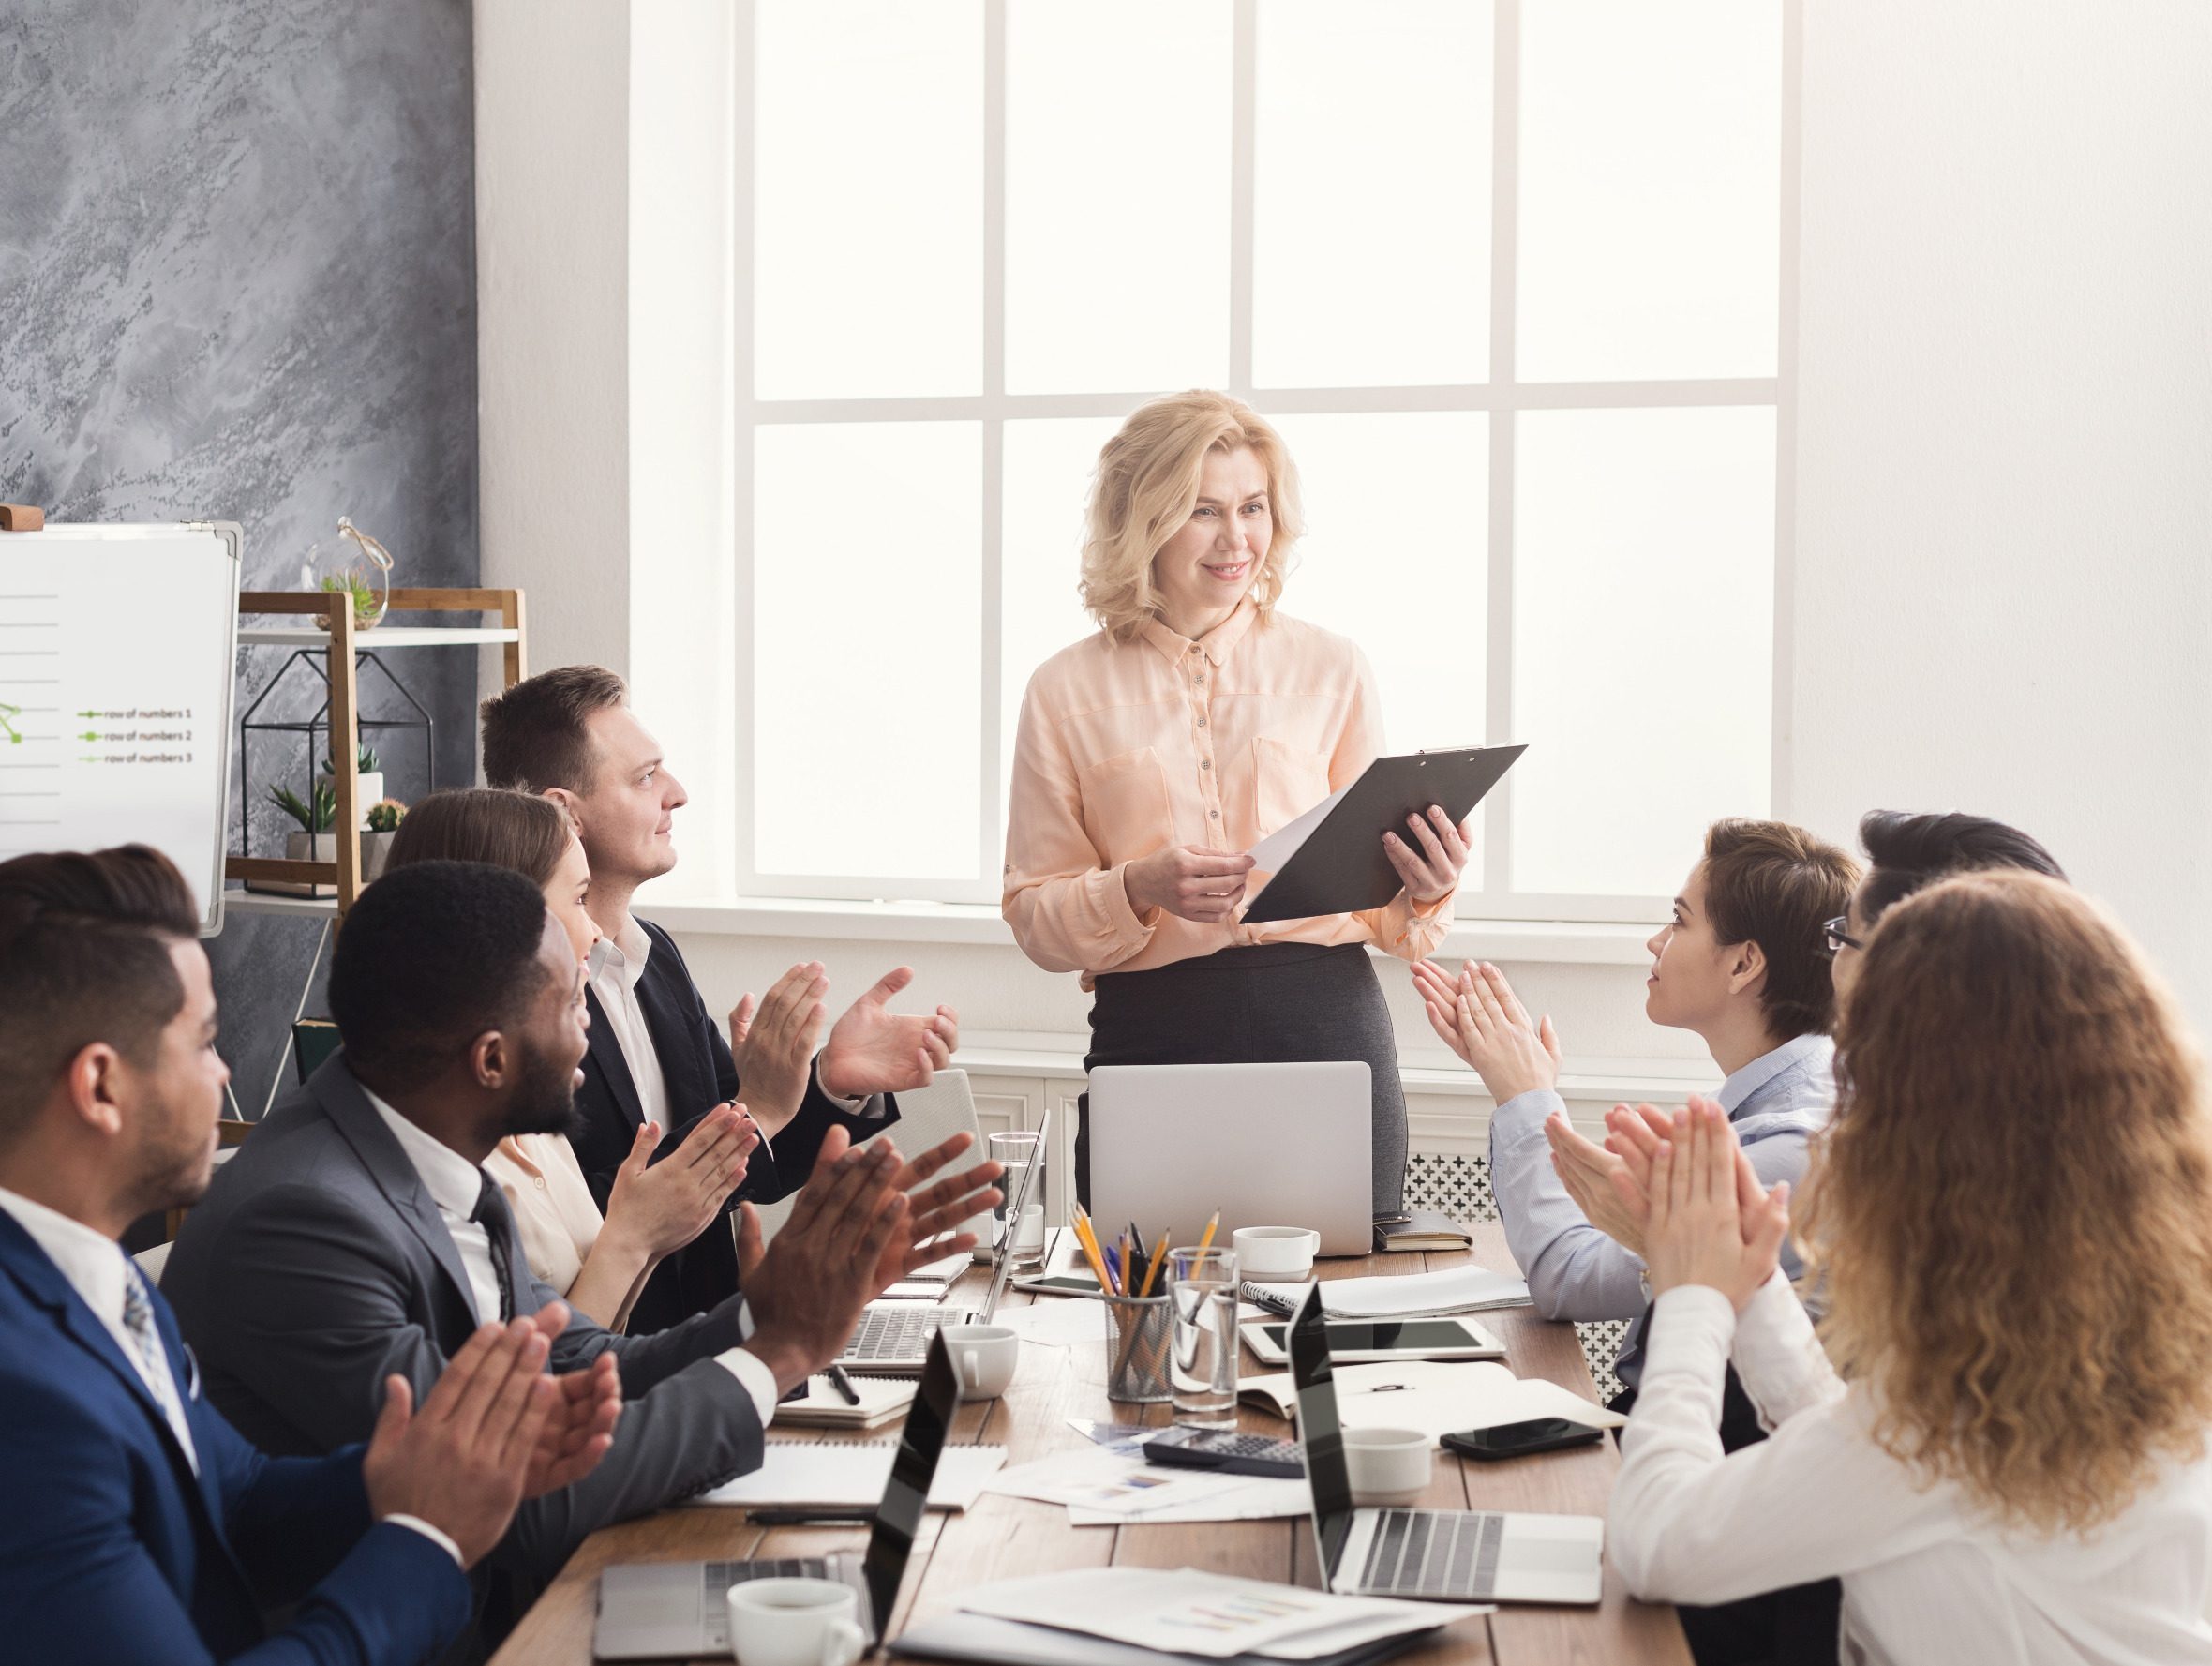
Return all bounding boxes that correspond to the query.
[1001,390,1471,1213]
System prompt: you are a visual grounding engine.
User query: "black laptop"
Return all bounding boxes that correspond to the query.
[593,1331,959,1658]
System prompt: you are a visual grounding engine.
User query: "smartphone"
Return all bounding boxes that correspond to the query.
[1012,1272,1101,1296]
[1441,1418,1605,1462]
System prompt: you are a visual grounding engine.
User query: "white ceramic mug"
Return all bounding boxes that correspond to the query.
[943,1322,1019,1400]
[725,1577,867,1666]
[1341,1426,1432,1508]
[1231,1225,1321,1281]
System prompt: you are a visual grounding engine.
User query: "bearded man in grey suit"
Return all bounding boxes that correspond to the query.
[164,861,1000,1648]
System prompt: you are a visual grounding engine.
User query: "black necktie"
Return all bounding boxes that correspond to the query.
[470,1172,520,1322]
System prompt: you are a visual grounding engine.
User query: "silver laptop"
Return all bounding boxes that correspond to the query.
[1292,1287,1606,1606]
[836,1106,1049,1374]
[1088,1062,1372,1256]
[593,1330,960,1658]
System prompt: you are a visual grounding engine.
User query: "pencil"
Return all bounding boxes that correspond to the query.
[1115,1230,1131,1298]
[1133,1224,1171,1299]
[1069,1206,1115,1295]
[1195,1208,1222,1258]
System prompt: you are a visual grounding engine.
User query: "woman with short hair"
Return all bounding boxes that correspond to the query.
[1608,869,2212,1663]
[1003,390,1472,1211]
[383,788,754,1329]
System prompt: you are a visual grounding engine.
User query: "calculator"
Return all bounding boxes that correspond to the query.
[1143,1427,1306,1478]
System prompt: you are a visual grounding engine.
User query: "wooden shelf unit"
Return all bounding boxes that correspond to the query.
[222,587,528,914]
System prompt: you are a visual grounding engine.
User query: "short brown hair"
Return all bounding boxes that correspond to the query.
[1699,818,1859,1039]
[0,846,201,1145]
[480,664,628,794]
[385,788,574,888]
[1805,871,2212,1531]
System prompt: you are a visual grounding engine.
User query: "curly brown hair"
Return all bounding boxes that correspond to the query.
[1801,869,2212,1532]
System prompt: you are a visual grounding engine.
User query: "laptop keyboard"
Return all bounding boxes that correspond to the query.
[700,1559,830,1647]
[1361,1508,1507,1599]
[844,1303,954,1363]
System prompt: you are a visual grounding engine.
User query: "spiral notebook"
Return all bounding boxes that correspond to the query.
[774,1373,920,1430]
[689,1438,1008,1511]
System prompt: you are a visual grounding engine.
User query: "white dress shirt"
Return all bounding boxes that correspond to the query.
[362,1090,781,1425]
[589,918,880,1163]
[1612,1272,2212,1664]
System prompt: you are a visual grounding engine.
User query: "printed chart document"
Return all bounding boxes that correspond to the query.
[960,1568,1487,1658]
[1236,1359,1621,1444]
[986,1447,1310,1525]
[689,1439,1006,1511]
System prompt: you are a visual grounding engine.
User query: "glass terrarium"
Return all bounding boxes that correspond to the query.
[300,516,394,630]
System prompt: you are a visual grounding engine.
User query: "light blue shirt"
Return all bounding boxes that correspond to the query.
[1487,1032,1837,1390]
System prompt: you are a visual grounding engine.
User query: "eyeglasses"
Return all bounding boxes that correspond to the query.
[1821,916,1864,955]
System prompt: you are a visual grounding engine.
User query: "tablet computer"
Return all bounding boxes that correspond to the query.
[1241,1314,1504,1366]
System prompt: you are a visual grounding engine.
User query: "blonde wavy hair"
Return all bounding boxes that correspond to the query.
[1079,391,1305,640]
[1799,870,2212,1533]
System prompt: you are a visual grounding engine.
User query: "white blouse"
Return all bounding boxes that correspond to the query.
[1612,1273,2212,1666]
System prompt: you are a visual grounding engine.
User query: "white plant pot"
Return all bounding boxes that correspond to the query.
[353,771,384,826]
[362,830,396,882]
[273,831,340,898]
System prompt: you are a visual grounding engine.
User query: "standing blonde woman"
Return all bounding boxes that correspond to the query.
[1003,391,1472,1212]
[1606,870,2212,1664]
[384,788,755,1330]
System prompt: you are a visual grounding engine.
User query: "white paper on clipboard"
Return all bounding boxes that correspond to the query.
[1246,785,1347,872]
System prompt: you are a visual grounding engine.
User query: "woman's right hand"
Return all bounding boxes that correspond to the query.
[1123,845,1257,923]
[603,1103,759,1259]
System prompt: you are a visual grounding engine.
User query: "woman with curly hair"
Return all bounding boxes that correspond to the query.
[1604,869,2212,1663]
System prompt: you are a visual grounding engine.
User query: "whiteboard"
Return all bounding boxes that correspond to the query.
[0,523,241,935]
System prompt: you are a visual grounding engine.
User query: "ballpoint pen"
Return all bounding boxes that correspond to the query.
[827,1363,863,1405]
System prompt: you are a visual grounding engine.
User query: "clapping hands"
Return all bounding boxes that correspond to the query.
[1412,959,1562,1104]
[1602,1097,1790,1310]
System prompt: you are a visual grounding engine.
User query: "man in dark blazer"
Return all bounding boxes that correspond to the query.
[163,862,998,1640]
[0,845,601,1665]
[482,665,964,1330]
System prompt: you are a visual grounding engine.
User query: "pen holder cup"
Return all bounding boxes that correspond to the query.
[1101,1294,1173,1403]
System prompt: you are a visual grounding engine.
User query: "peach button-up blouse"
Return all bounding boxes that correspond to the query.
[483,1133,606,1304]
[1003,601,1453,983]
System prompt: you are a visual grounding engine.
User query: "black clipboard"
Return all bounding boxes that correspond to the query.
[1237,743,1526,924]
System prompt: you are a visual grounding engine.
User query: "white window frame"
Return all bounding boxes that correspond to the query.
[728,0,1801,923]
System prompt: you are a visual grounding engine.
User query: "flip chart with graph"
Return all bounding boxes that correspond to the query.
[0,523,241,933]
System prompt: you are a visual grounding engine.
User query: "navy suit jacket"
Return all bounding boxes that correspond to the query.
[574,917,898,1332]
[0,1209,468,1665]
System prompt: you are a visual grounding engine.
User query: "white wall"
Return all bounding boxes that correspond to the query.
[475,0,633,683]
[1786,0,2212,1023]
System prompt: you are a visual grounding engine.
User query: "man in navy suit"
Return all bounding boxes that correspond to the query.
[482,665,964,1328]
[0,845,620,1665]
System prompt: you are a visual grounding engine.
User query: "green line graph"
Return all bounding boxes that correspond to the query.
[0,702,21,745]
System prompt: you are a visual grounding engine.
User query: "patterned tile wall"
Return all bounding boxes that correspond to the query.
[1406,1150,1630,1405]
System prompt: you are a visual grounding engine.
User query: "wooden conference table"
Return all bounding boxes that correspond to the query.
[492,1223,1691,1666]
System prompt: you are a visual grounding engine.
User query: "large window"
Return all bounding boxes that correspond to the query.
[737,0,1792,917]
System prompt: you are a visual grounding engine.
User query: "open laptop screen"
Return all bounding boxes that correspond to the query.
[864,1332,957,1631]
[1290,1284,1356,1584]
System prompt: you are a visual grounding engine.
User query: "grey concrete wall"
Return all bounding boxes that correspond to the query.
[0,0,478,1117]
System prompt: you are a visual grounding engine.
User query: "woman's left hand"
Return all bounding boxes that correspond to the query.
[1638,1099,1790,1312]
[1382,804,1473,904]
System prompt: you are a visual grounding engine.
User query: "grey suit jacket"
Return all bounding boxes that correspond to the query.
[161,1055,767,1583]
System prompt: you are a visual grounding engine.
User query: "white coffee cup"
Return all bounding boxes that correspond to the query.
[725,1577,867,1666]
[1232,1225,1321,1281]
[943,1322,1019,1400]
[1341,1426,1432,1508]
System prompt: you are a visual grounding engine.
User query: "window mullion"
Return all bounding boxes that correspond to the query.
[732,0,760,896]
[980,0,1009,891]
[1229,0,1257,396]
[1483,0,1520,901]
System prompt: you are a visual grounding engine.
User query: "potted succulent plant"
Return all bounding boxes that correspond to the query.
[321,743,383,825]
[363,798,407,881]
[267,781,340,897]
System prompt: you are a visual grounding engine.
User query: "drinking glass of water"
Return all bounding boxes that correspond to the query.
[1169,1245,1240,1429]
[985,1132,1046,1271]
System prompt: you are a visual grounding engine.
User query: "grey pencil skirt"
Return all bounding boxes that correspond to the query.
[1077,940,1408,1217]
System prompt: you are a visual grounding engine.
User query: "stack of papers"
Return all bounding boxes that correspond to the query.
[959,1568,1487,1657]
[689,1439,1007,1511]
[1236,1359,1620,1444]
[1248,1263,1529,1319]
[878,1250,974,1301]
